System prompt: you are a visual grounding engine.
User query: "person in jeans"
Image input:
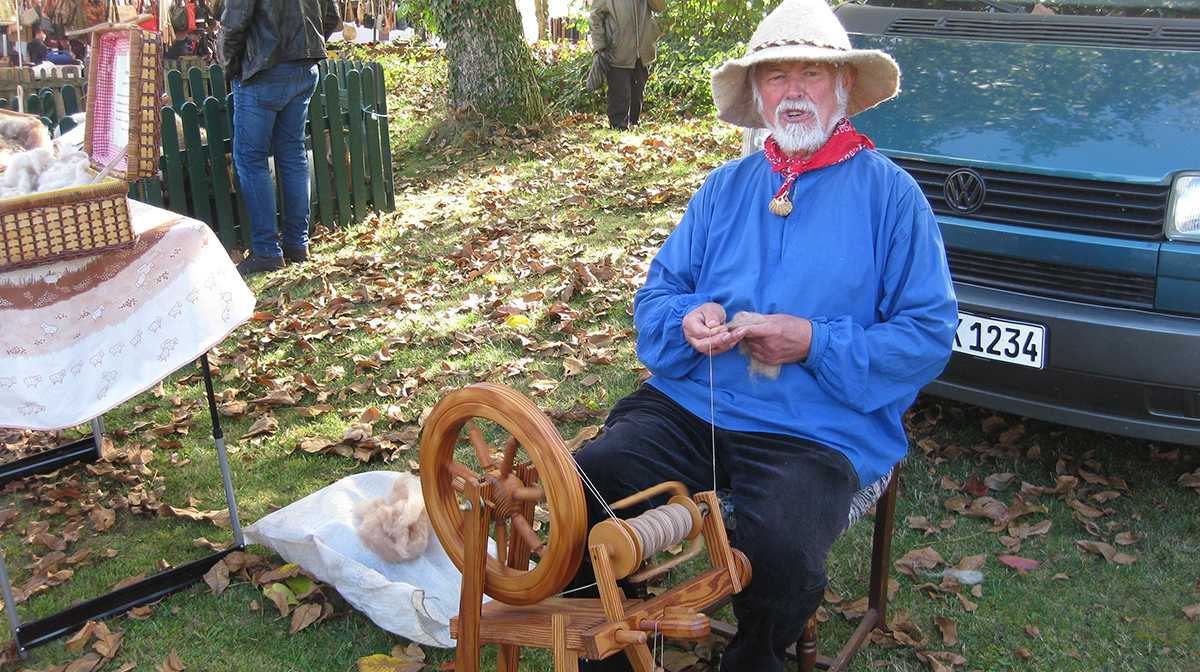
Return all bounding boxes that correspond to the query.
[221,0,340,276]
[589,0,665,130]
[572,0,957,669]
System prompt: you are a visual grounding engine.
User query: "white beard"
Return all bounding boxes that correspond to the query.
[764,99,837,155]
[753,75,850,156]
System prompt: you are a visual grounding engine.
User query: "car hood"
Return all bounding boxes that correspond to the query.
[848,34,1200,183]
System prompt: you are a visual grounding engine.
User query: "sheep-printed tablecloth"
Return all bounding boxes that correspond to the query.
[0,201,255,430]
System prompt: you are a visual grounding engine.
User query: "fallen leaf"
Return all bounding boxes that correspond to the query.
[390,642,426,663]
[154,650,186,671]
[893,548,946,578]
[933,615,959,646]
[1183,604,1200,619]
[1075,540,1139,565]
[984,472,1018,491]
[1114,531,1141,546]
[998,554,1042,573]
[290,603,323,634]
[64,653,104,672]
[64,622,96,652]
[203,560,230,596]
[356,654,425,672]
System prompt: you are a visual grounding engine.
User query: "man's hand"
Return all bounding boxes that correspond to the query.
[736,313,814,365]
[682,303,745,356]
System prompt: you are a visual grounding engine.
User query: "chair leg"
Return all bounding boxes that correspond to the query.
[868,467,899,622]
[798,616,818,672]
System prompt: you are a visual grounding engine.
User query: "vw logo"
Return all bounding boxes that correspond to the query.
[944,168,986,214]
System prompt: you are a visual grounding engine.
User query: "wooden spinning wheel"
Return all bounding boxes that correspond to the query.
[420,382,587,606]
[420,382,749,672]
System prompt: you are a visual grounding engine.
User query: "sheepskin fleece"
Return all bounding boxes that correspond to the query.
[245,470,486,647]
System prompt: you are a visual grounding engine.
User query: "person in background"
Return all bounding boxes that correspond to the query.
[589,0,665,130]
[221,0,340,276]
[27,26,47,66]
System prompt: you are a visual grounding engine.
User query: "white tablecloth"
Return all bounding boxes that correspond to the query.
[0,201,255,431]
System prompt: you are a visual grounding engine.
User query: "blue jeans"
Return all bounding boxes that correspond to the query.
[232,60,319,258]
[573,385,860,672]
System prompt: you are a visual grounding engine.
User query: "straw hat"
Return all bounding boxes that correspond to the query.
[711,0,900,129]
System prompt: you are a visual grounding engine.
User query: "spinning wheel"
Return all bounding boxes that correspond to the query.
[420,382,749,672]
[420,382,587,606]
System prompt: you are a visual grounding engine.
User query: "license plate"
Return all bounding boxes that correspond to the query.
[953,312,1046,369]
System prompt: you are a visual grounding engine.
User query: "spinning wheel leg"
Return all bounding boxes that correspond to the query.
[552,613,579,672]
[457,479,490,672]
[589,545,656,672]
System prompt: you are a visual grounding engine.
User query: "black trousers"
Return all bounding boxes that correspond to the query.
[572,385,860,672]
[605,59,649,130]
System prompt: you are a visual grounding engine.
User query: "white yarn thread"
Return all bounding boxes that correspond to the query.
[625,503,695,561]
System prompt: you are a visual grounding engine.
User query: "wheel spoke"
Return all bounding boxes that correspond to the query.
[513,486,545,502]
[511,513,544,556]
[466,420,495,470]
[449,461,480,484]
[498,436,520,478]
[494,520,509,563]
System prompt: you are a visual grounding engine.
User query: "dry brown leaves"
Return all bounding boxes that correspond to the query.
[19,620,126,672]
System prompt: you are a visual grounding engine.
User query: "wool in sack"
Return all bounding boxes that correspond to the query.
[354,472,432,563]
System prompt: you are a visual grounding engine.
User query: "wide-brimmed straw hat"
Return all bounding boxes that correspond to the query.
[711,0,900,129]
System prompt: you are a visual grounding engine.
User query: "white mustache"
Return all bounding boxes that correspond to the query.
[774,99,819,124]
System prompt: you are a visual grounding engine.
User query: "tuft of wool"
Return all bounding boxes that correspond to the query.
[36,146,90,193]
[0,147,56,200]
[726,311,781,380]
[354,472,432,563]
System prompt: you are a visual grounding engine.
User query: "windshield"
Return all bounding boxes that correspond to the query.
[854,0,1200,19]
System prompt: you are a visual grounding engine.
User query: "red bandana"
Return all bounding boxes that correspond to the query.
[763,118,874,215]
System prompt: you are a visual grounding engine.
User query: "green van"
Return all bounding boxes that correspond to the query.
[832,0,1200,444]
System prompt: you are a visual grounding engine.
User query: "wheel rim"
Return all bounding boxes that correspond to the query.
[419,382,587,605]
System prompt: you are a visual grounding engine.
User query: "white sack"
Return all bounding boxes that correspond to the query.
[244,470,484,647]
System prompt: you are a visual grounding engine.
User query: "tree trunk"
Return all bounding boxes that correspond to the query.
[534,0,548,42]
[443,0,545,124]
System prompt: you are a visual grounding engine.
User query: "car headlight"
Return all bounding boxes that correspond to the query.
[1168,173,1200,242]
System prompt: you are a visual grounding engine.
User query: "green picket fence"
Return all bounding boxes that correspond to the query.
[1,60,393,252]
[136,59,395,251]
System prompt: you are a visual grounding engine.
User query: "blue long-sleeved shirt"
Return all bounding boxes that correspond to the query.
[633,148,958,487]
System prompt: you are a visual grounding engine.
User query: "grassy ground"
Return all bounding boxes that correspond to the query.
[1,45,1198,672]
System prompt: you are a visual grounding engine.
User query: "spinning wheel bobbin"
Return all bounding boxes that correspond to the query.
[589,494,705,580]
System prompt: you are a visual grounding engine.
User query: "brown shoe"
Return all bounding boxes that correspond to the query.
[282,245,308,263]
[237,251,285,276]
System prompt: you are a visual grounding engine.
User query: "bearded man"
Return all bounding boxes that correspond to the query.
[571,0,958,670]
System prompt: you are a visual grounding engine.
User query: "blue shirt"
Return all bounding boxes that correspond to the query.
[633,148,958,487]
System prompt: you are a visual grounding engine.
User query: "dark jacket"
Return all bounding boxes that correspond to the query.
[28,37,47,66]
[220,0,340,82]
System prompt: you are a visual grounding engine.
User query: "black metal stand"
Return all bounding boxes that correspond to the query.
[0,354,243,658]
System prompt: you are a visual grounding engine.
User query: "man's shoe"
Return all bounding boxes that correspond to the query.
[282,245,308,263]
[237,251,285,276]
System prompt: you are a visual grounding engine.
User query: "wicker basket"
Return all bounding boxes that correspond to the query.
[0,25,162,271]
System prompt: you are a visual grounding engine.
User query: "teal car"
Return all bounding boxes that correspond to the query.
[832,0,1200,444]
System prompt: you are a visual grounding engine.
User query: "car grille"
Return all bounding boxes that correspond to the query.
[891,157,1169,241]
[945,248,1157,310]
[886,16,1200,52]
[889,157,1165,309]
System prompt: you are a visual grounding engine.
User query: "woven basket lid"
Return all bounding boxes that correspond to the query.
[83,25,162,182]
